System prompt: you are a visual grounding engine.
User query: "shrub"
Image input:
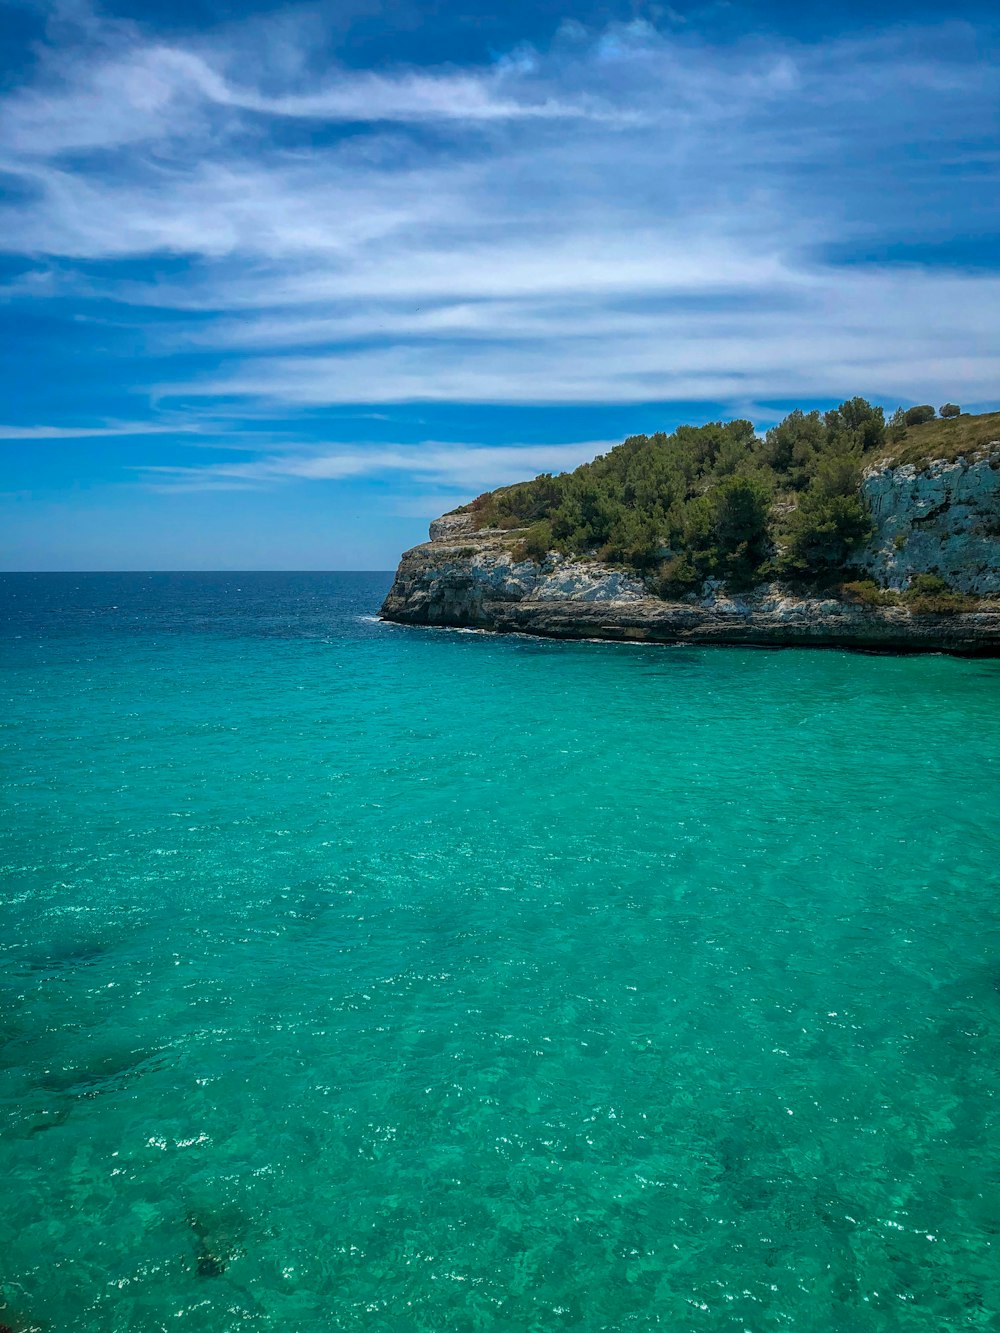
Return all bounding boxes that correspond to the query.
[887,407,909,443]
[903,573,976,615]
[904,405,936,426]
[893,532,908,550]
[655,555,701,598]
[779,453,873,575]
[906,593,973,615]
[511,520,554,564]
[939,403,961,419]
[840,579,894,607]
[908,574,951,596]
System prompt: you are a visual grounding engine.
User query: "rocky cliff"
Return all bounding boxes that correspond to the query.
[381,448,1000,655]
[850,451,1000,595]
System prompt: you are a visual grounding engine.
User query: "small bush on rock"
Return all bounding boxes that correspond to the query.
[903,573,975,615]
[840,579,894,607]
[655,555,702,598]
[512,520,554,564]
[908,574,951,596]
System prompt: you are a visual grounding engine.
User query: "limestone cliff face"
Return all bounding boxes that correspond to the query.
[852,451,1000,594]
[381,448,1000,655]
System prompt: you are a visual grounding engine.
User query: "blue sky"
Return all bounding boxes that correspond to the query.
[1,0,998,569]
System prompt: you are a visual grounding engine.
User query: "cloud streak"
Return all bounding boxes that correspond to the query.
[0,422,193,440]
[0,39,618,161]
[139,440,614,493]
[0,7,998,420]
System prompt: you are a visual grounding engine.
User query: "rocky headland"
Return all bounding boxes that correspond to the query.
[382,421,1000,656]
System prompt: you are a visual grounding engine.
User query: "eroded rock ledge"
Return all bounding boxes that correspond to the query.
[381,452,1000,655]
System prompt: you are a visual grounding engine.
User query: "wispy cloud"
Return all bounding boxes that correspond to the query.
[0,422,193,440]
[1,8,998,415]
[162,265,1000,407]
[138,440,614,493]
[0,38,618,161]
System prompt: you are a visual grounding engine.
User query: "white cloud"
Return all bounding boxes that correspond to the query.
[0,30,619,161]
[0,10,997,414]
[138,440,614,493]
[164,263,1000,408]
[0,422,191,440]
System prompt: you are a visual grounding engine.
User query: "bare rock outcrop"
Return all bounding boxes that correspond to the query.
[851,451,1000,595]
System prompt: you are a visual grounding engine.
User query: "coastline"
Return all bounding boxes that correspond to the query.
[380,574,1000,656]
[380,446,1000,658]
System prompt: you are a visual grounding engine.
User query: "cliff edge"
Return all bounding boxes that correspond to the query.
[381,446,1000,655]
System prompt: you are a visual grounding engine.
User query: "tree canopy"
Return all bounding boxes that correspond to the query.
[462,398,895,593]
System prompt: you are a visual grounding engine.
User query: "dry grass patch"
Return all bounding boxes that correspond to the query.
[881,411,1000,466]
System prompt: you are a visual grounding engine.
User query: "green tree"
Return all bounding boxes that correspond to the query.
[781,454,872,575]
[887,407,908,443]
[460,403,892,594]
[761,409,826,487]
[824,397,886,452]
[710,475,773,584]
[904,405,936,426]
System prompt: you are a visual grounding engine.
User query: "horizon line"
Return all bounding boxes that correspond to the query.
[0,568,398,575]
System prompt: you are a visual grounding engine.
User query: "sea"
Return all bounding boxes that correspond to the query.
[2,571,998,1332]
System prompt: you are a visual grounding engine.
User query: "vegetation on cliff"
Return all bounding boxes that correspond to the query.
[460,403,998,595]
[882,406,1000,465]
[841,574,980,615]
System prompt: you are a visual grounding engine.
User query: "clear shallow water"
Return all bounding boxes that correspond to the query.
[2,572,998,1333]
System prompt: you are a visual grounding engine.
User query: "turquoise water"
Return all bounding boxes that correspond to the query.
[2,572,999,1333]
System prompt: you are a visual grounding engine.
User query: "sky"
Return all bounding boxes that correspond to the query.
[1,0,998,570]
